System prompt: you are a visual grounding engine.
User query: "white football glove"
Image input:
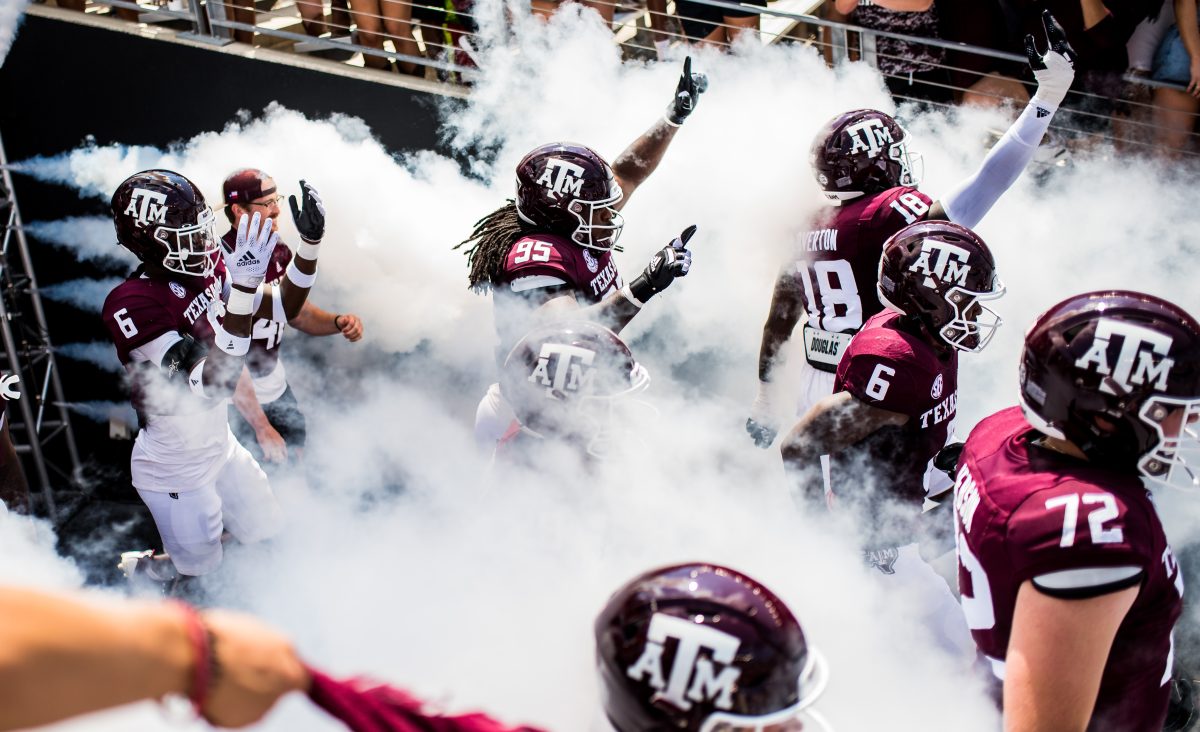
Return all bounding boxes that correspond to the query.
[227,211,278,290]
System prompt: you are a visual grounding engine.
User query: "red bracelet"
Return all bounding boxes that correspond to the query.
[172,602,212,717]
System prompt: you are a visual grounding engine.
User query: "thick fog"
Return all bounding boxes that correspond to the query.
[4,5,1200,731]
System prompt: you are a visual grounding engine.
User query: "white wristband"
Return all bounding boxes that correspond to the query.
[621,284,646,309]
[227,287,256,316]
[286,260,318,289]
[297,242,320,261]
[270,284,286,323]
[211,319,250,357]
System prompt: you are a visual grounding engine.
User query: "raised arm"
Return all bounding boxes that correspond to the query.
[252,181,324,323]
[929,11,1076,227]
[611,57,707,204]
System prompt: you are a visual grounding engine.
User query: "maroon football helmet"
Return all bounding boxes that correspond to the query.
[1020,290,1200,490]
[515,143,624,251]
[877,221,1004,352]
[111,169,218,278]
[810,109,922,204]
[596,563,829,732]
[500,320,648,457]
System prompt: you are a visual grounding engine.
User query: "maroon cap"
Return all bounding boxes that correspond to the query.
[222,168,276,205]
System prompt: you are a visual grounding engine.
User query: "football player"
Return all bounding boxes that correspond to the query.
[102,169,324,581]
[496,320,649,462]
[458,58,707,450]
[220,168,364,467]
[746,10,1076,448]
[953,291,1198,731]
[780,221,1003,656]
[597,562,829,731]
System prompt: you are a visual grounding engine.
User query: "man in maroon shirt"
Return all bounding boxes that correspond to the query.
[954,290,1199,731]
[747,12,1076,447]
[220,168,364,466]
[781,221,1003,658]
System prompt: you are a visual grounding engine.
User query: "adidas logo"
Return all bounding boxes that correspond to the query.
[1036,107,1049,118]
[237,251,259,266]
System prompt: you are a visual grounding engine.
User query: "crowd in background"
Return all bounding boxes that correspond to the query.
[37,0,1200,156]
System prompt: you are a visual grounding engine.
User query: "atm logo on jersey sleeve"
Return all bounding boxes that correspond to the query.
[1075,318,1174,395]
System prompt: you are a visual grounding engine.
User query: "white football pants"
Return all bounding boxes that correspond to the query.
[474,382,516,451]
[136,439,282,576]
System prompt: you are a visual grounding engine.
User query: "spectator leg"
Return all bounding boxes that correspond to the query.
[380,0,421,75]
[1152,86,1200,158]
[297,0,328,36]
[331,0,353,34]
[721,13,758,46]
[581,0,616,28]
[226,0,257,43]
[349,0,394,69]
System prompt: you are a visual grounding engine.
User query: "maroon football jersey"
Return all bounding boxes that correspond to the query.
[222,230,292,378]
[102,263,227,415]
[492,233,623,356]
[830,309,958,545]
[793,186,932,335]
[955,407,1183,731]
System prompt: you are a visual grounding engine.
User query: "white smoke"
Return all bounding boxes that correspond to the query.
[7,6,1200,731]
[24,219,135,270]
[42,280,127,313]
[0,0,29,68]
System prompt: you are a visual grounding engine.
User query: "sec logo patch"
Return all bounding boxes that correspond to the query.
[169,282,187,299]
[931,373,944,400]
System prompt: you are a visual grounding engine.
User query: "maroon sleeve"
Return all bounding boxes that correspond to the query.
[836,332,930,416]
[1006,482,1152,590]
[862,186,933,233]
[101,284,178,362]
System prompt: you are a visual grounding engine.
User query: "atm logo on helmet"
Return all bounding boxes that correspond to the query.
[536,158,586,200]
[626,613,742,712]
[123,188,169,228]
[909,240,971,289]
[528,343,596,399]
[1074,318,1175,395]
[845,118,895,159]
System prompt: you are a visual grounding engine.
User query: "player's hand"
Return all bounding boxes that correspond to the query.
[288,180,325,244]
[256,425,288,464]
[665,57,708,126]
[199,608,310,728]
[628,225,696,304]
[1025,10,1076,109]
[934,442,964,480]
[746,381,779,448]
[334,313,363,342]
[227,212,278,290]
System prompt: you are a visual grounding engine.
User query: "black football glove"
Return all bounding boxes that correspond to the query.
[288,179,326,244]
[745,418,778,449]
[627,225,696,304]
[1025,10,1076,109]
[665,57,709,126]
[933,442,965,481]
